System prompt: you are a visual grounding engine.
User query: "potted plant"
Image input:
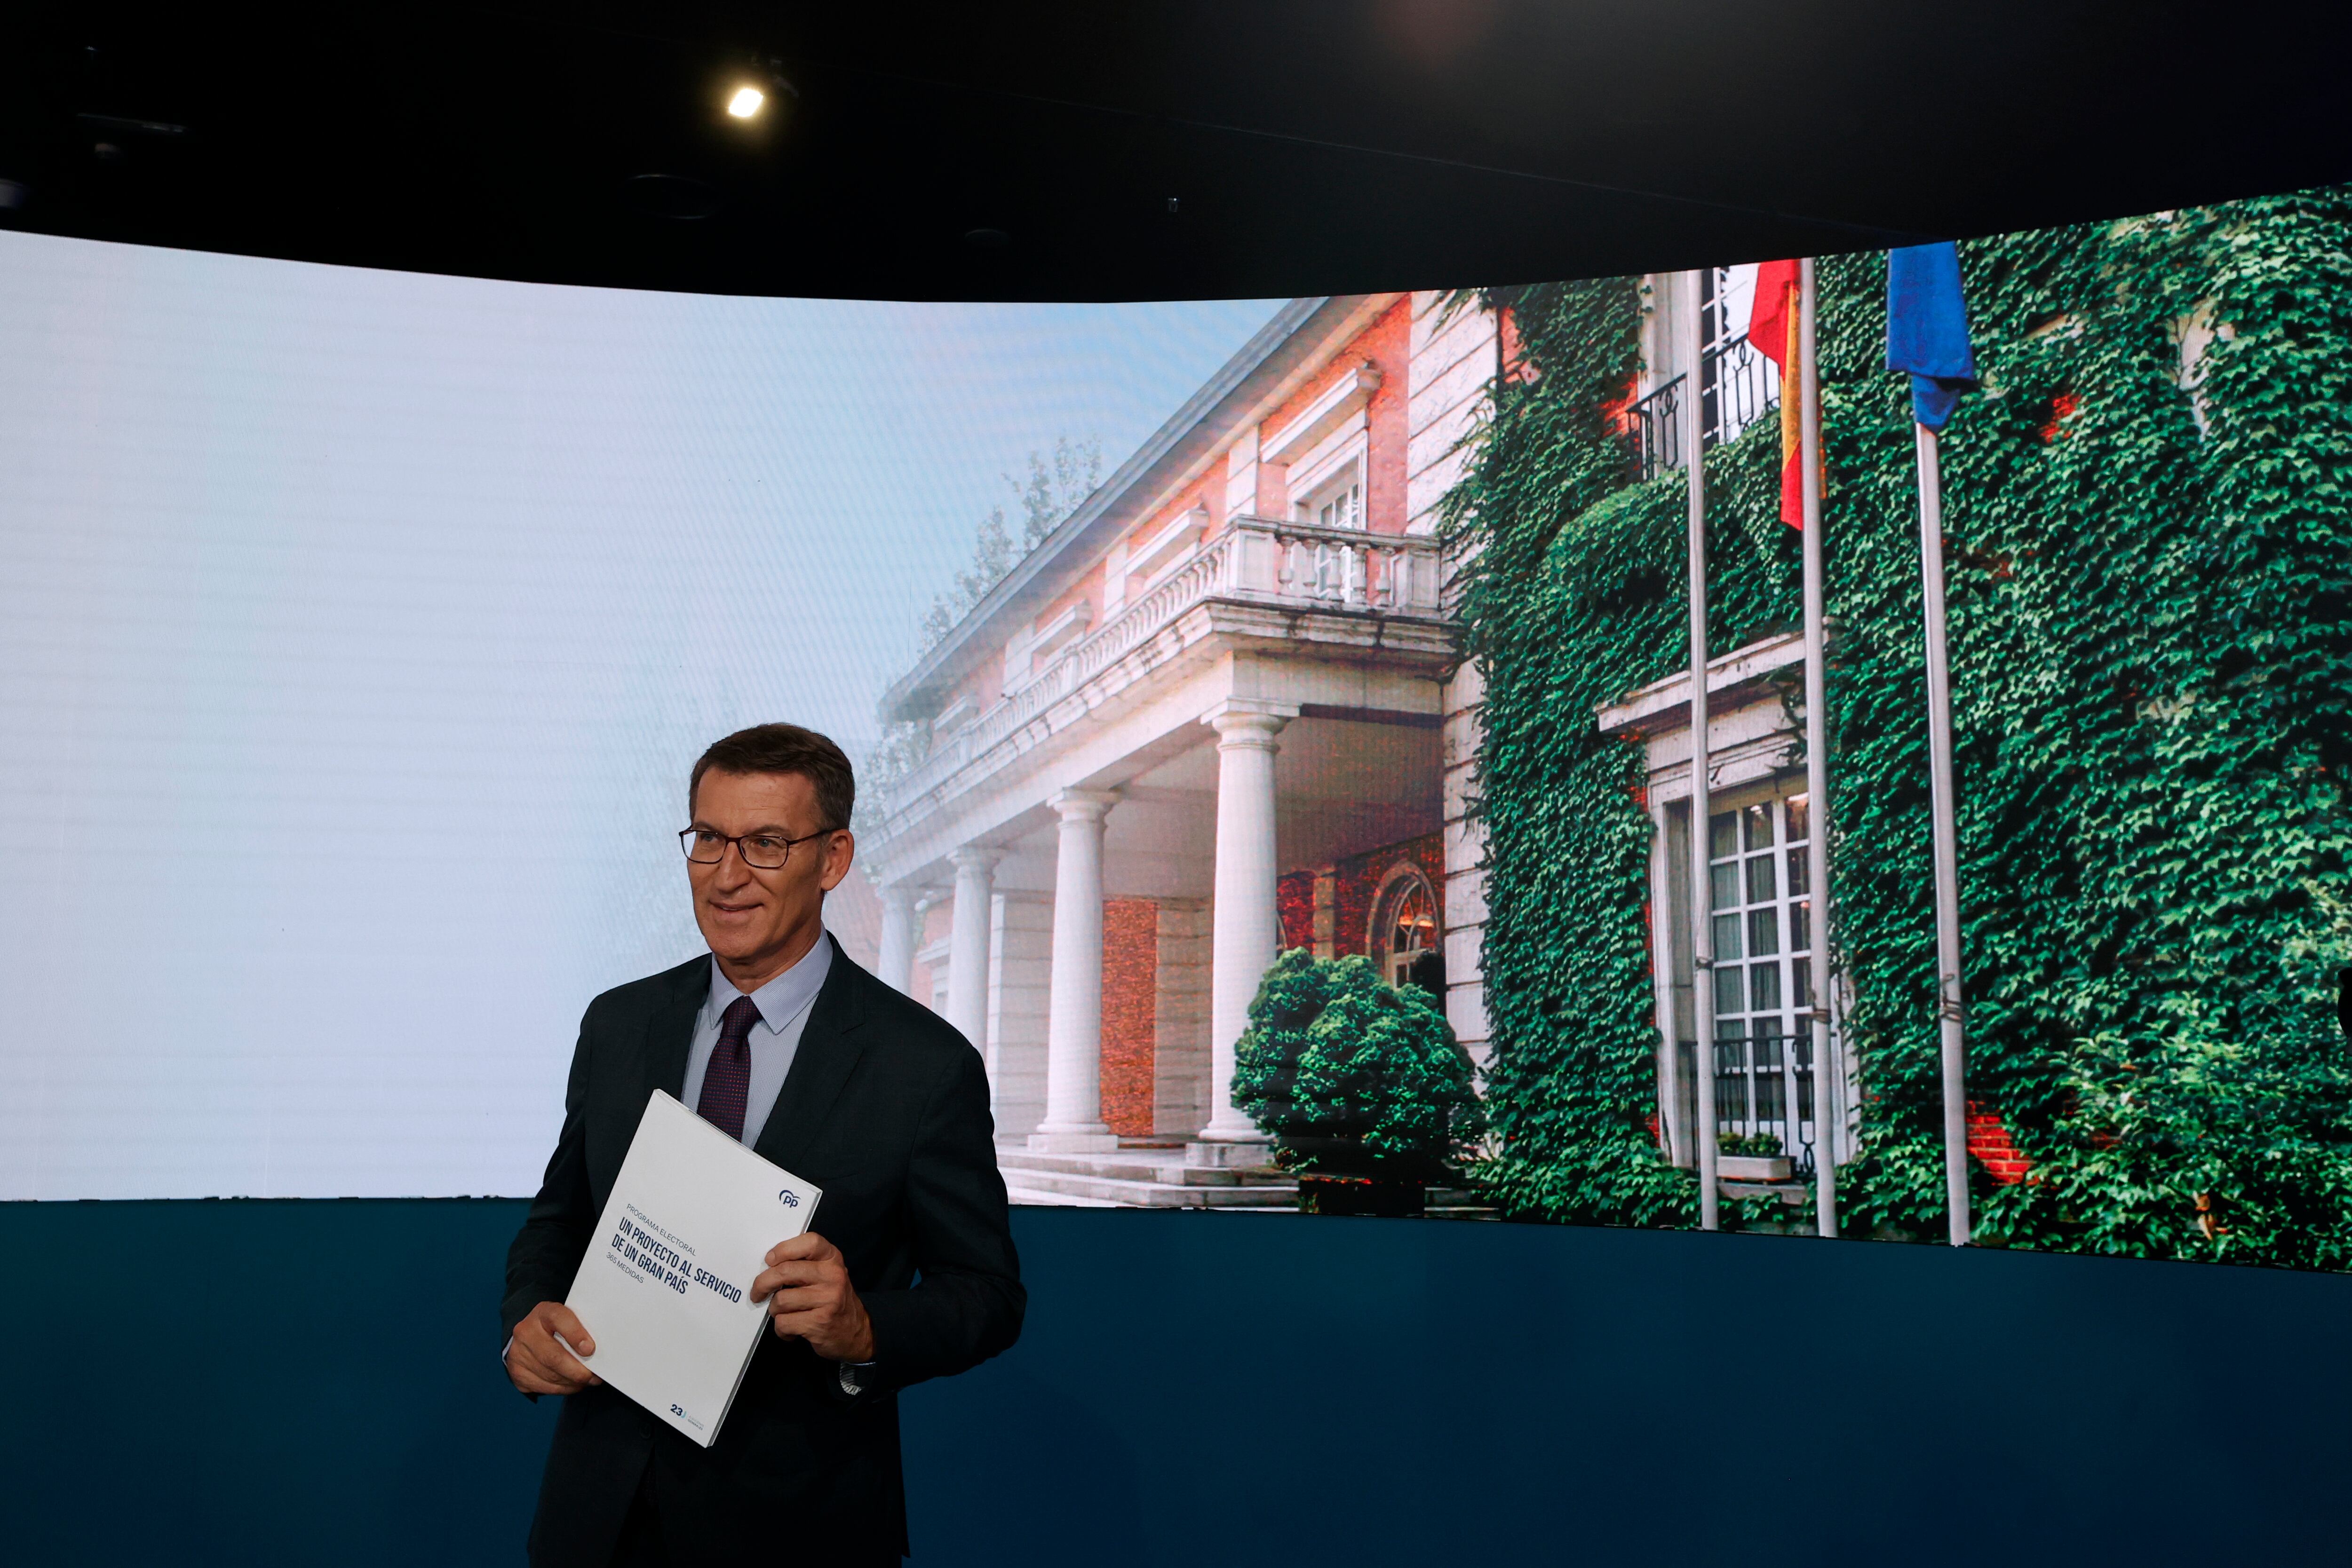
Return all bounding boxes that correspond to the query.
[1231,950,1485,1216]
[1714,1132,1792,1182]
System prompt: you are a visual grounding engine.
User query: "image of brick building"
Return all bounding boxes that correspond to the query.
[859,292,1502,1205]
[858,271,1823,1208]
[856,260,1881,1214]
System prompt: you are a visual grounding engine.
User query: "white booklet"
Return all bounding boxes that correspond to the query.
[563,1090,825,1448]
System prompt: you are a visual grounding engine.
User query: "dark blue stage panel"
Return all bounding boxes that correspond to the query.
[0,1200,559,1561]
[1,1201,2346,1566]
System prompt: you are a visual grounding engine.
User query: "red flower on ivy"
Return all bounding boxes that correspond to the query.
[2039,390,2080,443]
[1598,375,1637,434]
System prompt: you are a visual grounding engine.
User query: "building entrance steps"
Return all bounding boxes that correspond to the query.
[995,1140,1298,1209]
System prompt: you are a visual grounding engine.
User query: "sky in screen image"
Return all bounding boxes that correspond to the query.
[0,229,1281,1198]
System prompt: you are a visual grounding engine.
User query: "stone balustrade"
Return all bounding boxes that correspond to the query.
[885,516,1446,810]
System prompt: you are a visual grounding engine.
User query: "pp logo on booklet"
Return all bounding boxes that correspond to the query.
[779,1189,800,1207]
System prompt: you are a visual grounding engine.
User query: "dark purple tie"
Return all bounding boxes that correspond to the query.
[697,995,764,1142]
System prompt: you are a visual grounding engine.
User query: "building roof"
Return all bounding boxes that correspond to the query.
[878,294,1386,724]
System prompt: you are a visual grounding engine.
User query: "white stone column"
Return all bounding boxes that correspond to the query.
[985,892,1054,1141]
[875,883,919,995]
[1193,703,1290,1163]
[945,846,1001,1050]
[1032,790,1122,1152]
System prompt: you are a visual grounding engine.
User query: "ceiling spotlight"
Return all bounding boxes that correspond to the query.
[726,85,766,119]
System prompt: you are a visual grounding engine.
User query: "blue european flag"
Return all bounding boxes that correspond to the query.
[1886,242,1978,430]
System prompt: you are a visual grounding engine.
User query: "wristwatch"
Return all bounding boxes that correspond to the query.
[837,1360,876,1396]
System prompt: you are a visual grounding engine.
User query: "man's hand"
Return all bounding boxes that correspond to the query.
[751,1232,874,1362]
[507,1301,603,1396]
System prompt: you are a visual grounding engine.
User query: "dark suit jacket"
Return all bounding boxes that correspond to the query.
[502,938,1024,1565]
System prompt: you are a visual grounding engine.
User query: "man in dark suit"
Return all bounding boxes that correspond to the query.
[502,723,1023,1567]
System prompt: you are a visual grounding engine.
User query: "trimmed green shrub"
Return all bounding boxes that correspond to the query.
[1232,950,1485,1178]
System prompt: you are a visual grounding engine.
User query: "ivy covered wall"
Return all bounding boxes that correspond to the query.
[1448,187,2352,1265]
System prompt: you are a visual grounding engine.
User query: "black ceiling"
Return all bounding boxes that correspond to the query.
[4,1,2347,301]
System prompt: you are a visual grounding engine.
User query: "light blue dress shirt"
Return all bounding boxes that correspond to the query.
[679,932,834,1148]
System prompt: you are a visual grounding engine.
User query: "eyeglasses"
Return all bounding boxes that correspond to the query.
[678,826,835,870]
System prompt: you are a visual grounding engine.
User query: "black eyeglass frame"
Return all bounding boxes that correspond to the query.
[677,825,840,870]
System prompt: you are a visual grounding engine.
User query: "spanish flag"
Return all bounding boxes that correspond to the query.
[1747,259,1804,527]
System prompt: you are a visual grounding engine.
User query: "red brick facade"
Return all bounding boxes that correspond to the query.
[1277,870,1317,952]
[1099,898,1159,1137]
[1966,1101,2033,1186]
[1330,831,1445,960]
[1274,830,1446,965]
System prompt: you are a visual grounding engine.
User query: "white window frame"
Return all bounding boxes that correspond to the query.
[934,691,978,732]
[1698,785,1820,1161]
[1285,422,1369,532]
[1594,631,1854,1173]
[1125,505,1208,594]
[1102,541,1130,614]
[1369,864,1441,990]
[1014,600,1092,685]
[1293,450,1366,532]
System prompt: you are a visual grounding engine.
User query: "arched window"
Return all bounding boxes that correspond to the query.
[1372,868,1444,999]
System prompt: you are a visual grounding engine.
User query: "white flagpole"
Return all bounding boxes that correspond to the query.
[1796,259,1839,1239]
[1683,268,1720,1232]
[1914,420,1971,1246]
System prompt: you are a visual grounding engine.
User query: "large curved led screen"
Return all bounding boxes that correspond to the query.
[5,184,2349,1275]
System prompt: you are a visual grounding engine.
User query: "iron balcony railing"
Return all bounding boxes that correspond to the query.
[1622,333,1780,485]
[1714,1027,1817,1181]
[1674,1029,1821,1183]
